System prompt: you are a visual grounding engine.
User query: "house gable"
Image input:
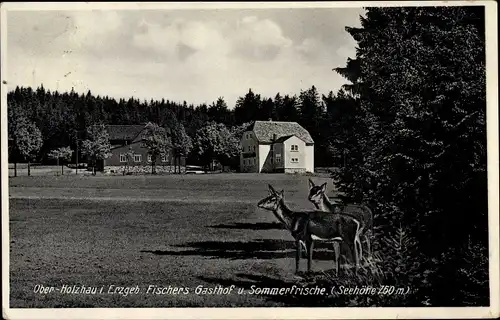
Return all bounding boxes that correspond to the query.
[273,134,300,144]
[240,130,258,153]
[281,135,307,171]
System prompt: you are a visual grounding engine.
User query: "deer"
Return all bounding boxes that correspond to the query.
[307,179,373,258]
[257,184,363,275]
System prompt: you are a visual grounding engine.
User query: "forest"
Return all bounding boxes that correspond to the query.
[7,83,347,169]
[7,6,489,306]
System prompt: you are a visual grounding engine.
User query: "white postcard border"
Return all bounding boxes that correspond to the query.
[1,1,498,319]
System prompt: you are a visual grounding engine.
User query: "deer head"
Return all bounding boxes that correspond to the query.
[307,179,327,205]
[257,184,284,211]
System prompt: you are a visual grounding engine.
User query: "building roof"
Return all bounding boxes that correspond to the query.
[105,125,146,141]
[249,120,314,144]
[274,135,298,143]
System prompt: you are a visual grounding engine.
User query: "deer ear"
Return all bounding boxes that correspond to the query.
[308,178,315,188]
[268,184,276,194]
[321,182,327,193]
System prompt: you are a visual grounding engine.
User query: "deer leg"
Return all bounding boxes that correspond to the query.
[333,241,340,276]
[294,217,308,258]
[300,240,307,258]
[295,239,301,274]
[307,239,314,273]
[359,235,363,264]
[357,227,365,262]
[354,235,362,273]
[365,233,371,257]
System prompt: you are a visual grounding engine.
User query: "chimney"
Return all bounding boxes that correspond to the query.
[272,134,277,141]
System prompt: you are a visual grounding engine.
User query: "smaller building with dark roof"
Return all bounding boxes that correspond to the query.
[92,124,183,173]
[240,120,315,173]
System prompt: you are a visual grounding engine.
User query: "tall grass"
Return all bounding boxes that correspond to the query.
[292,225,489,307]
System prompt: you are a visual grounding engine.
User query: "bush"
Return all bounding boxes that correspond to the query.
[286,224,489,307]
[287,227,432,307]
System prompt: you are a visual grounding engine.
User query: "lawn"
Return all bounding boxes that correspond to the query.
[9,173,343,308]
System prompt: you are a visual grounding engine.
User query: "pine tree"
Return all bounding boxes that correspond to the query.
[234,89,262,124]
[279,95,299,122]
[334,6,487,305]
[299,86,327,166]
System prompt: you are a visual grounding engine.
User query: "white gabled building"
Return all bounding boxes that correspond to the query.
[240,120,315,173]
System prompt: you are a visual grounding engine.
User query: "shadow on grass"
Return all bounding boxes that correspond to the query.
[208,222,284,230]
[141,239,341,261]
[199,272,334,307]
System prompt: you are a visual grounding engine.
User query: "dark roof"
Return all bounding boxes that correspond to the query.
[250,121,314,144]
[105,125,146,141]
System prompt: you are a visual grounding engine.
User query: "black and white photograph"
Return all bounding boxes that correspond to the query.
[1,1,499,319]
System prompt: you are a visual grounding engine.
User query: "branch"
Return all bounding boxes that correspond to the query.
[451,111,479,130]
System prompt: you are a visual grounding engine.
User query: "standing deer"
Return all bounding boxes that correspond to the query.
[308,179,373,258]
[257,184,362,275]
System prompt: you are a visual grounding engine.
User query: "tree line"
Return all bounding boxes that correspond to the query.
[7,83,353,170]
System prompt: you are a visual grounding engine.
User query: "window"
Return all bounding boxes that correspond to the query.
[276,154,281,163]
[291,145,299,152]
[147,155,152,162]
[291,158,299,163]
[120,154,127,163]
[253,145,256,152]
[161,154,168,162]
[134,154,142,162]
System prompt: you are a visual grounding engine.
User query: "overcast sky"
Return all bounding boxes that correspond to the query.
[6,6,364,108]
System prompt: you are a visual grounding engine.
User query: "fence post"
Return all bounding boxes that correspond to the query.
[76,142,78,175]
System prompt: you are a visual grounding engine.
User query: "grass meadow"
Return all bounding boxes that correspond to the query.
[9,173,358,308]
